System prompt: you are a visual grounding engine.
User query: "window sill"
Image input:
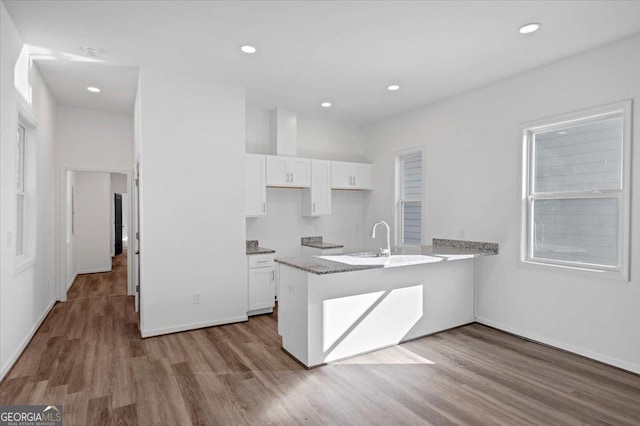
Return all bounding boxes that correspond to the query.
[14,256,36,275]
[518,257,629,282]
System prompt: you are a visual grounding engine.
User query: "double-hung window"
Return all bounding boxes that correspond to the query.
[15,108,37,272]
[521,101,631,279]
[397,151,423,246]
[16,122,26,257]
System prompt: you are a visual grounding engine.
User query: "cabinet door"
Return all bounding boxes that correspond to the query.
[331,161,352,189]
[311,159,331,215]
[248,267,275,311]
[245,155,266,216]
[351,163,373,190]
[289,158,311,187]
[266,155,289,186]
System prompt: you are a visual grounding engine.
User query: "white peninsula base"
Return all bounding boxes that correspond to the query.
[277,259,475,367]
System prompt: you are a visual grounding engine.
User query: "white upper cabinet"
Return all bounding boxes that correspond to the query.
[266,155,311,188]
[331,161,373,190]
[245,154,266,217]
[302,159,332,216]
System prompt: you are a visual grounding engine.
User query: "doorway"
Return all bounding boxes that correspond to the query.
[58,168,134,304]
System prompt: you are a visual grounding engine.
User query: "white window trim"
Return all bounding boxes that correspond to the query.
[519,100,632,281]
[394,147,425,247]
[14,102,38,275]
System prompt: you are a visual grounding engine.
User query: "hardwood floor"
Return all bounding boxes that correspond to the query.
[2,255,639,425]
[67,251,128,300]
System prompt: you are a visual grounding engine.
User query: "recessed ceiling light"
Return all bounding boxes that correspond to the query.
[240,45,257,54]
[519,23,541,34]
[558,131,568,135]
[82,46,101,57]
[387,84,400,91]
[321,102,332,108]
[87,86,101,93]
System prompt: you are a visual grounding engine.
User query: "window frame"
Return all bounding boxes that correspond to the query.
[395,149,424,247]
[14,103,38,274]
[519,100,632,281]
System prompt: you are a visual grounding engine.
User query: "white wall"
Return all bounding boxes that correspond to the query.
[75,172,111,274]
[138,68,246,337]
[364,35,640,373]
[1,2,57,379]
[246,108,369,255]
[56,105,133,171]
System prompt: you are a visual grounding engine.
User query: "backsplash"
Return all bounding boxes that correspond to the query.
[433,238,499,254]
[246,240,259,252]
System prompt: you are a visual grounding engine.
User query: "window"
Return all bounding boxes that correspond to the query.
[521,101,631,279]
[397,151,423,246]
[16,123,26,257]
[15,109,37,271]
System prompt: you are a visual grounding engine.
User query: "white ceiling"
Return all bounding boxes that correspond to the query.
[5,1,640,124]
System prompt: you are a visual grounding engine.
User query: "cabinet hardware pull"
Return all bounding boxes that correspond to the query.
[313,202,315,212]
[291,172,294,182]
[353,176,356,186]
[271,270,275,281]
[262,202,265,212]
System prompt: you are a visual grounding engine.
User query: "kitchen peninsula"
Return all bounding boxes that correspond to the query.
[275,239,498,367]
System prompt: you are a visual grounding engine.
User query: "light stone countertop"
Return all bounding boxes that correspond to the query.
[275,240,498,275]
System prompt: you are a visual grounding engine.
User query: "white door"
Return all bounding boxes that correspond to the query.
[289,158,311,187]
[352,163,373,190]
[133,162,141,315]
[311,160,331,215]
[265,155,289,186]
[331,161,351,189]
[245,155,266,216]
[248,267,275,311]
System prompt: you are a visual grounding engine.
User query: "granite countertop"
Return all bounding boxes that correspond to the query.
[246,240,275,255]
[275,238,498,275]
[300,236,344,250]
[247,247,276,255]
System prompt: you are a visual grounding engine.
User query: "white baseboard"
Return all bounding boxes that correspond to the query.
[476,316,640,375]
[140,315,249,338]
[1,299,56,381]
[66,273,78,291]
[77,267,111,274]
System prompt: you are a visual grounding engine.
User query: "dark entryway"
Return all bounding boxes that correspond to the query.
[114,193,123,256]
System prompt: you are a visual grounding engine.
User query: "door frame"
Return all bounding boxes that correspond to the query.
[56,166,134,302]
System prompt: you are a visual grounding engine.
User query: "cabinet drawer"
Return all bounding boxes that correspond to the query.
[248,255,275,268]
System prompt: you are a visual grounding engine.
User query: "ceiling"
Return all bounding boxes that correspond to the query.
[5,1,640,124]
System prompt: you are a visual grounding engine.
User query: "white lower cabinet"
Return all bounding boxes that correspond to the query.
[247,254,275,316]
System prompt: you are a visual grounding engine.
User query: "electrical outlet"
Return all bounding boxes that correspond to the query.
[313,222,319,232]
[288,284,295,294]
[193,292,201,304]
[460,228,466,239]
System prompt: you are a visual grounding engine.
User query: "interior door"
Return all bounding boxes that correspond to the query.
[114,193,123,256]
[134,163,141,315]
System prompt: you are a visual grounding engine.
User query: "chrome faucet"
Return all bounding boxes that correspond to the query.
[370,221,391,257]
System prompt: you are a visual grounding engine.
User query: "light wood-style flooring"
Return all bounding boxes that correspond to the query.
[1,253,639,425]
